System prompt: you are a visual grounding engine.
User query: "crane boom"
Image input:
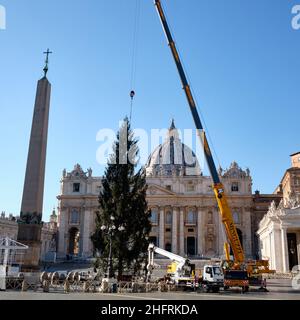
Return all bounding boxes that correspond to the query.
[154,0,244,263]
[151,246,187,264]
[147,244,191,282]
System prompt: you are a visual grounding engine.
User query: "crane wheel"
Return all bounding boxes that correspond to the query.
[242,286,249,293]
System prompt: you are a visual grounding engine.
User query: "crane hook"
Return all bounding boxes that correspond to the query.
[129,90,135,122]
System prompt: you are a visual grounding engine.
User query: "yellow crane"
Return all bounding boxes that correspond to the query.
[153,0,272,292]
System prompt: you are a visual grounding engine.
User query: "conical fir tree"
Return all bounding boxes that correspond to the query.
[91,118,151,279]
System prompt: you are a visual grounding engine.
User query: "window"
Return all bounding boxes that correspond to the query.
[73,183,80,192]
[150,209,158,224]
[166,228,171,232]
[70,209,79,224]
[166,185,172,191]
[188,228,194,232]
[166,211,172,224]
[233,212,239,224]
[186,183,195,192]
[231,182,239,192]
[187,210,196,224]
[213,266,222,275]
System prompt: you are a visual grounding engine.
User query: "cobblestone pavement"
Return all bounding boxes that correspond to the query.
[0,279,299,300]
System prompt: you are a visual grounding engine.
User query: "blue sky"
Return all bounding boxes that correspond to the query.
[0,0,299,221]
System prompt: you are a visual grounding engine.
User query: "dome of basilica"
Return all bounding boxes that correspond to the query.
[145,120,201,177]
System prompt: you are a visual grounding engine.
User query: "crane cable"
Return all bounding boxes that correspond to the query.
[129,0,141,122]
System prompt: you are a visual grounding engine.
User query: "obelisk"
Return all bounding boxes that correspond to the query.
[17,49,52,271]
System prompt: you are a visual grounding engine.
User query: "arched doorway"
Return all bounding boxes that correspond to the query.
[69,227,80,256]
[187,237,196,256]
[287,233,298,270]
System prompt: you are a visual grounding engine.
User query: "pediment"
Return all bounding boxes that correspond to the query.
[66,164,88,180]
[147,184,176,196]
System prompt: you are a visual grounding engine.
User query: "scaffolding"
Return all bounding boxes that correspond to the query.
[0,237,28,290]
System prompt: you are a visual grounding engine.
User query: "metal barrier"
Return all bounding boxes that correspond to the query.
[118,281,132,293]
[4,272,187,294]
[6,277,23,290]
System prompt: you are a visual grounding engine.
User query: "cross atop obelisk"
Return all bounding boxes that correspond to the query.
[43,48,52,77]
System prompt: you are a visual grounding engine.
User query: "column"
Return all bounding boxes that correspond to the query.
[269,232,273,270]
[159,207,165,249]
[82,208,91,258]
[270,231,276,270]
[217,210,225,256]
[212,207,219,256]
[65,209,69,255]
[172,207,178,254]
[197,208,203,256]
[179,208,185,256]
[79,207,85,257]
[243,208,252,258]
[281,227,289,272]
[57,207,66,258]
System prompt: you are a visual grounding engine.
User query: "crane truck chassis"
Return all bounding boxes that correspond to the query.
[147,244,224,292]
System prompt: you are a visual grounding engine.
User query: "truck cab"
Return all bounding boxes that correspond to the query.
[200,265,224,293]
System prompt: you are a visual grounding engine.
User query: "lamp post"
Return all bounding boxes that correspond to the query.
[100,216,125,280]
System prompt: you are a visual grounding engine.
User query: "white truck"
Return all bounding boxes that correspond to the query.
[199,265,224,293]
[146,244,224,292]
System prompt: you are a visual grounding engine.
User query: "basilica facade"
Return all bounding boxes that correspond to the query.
[257,152,300,271]
[56,122,276,260]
